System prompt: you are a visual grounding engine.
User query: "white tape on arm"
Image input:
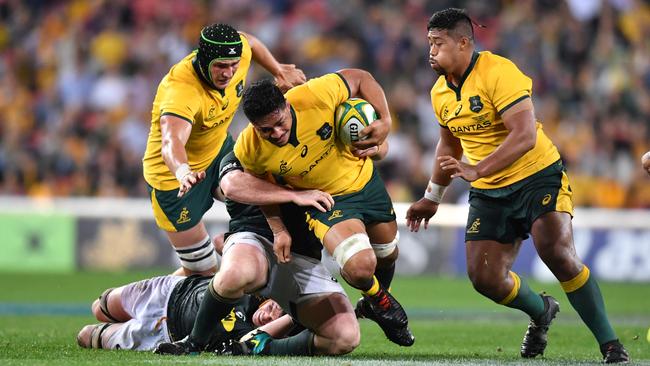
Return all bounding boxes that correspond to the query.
[424,181,447,204]
[175,163,192,182]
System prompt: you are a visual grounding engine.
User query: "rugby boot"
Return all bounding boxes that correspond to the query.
[520,294,560,358]
[153,336,202,355]
[600,339,630,364]
[231,330,272,356]
[355,287,415,347]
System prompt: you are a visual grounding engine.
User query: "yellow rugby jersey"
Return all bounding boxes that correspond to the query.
[431,51,560,189]
[234,73,374,195]
[143,34,252,190]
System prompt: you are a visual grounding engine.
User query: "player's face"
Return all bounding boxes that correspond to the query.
[210,59,241,89]
[252,300,284,327]
[427,29,459,75]
[252,103,292,146]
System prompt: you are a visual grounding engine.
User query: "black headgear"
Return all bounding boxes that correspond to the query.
[196,24,242,88]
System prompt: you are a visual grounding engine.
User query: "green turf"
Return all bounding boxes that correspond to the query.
[0,272,648,365]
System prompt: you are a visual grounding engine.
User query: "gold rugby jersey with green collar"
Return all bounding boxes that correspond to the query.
[431,50,560,189]
[143,34,252,190]
[235,73,374,195]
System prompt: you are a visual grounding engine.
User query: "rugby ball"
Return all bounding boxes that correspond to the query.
[334,98,377,145]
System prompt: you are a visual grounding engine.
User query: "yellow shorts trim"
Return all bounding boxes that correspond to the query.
[499,271,521,305]
[556,171,574,215]
[151,188,176,232]
[306,212,331,242]
[561,265,590,293]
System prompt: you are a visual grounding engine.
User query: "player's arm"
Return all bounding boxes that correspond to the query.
[438,98,536,182]
[473,98,536,177]
[256,314,296,338]
[160,114,206,197]
[352,140,389,160]
[259,204,292,264]
[337,69,391,149]
[241,32,306,92]
[221,170,333,212]
[406,127,462,232]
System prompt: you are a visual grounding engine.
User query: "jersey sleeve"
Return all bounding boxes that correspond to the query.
[486,59,532,115]
[218,151,243,184]
[159,80,202,123]
[233,126,266,175]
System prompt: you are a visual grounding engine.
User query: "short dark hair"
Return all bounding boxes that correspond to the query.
[427,8,474,41]
[242,79,286,123]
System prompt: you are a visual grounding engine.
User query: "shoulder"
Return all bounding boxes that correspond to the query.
[286,73,347,107]
[476,51,523,75]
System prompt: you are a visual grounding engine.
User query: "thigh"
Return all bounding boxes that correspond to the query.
[104,317,170,351]
[258,251,346,316]
[466,190,527,243]
[120,276,184,319]
[220,232,270,289]
[321,219,366,255]
[365,220,397,244]
[466,239,521,279]
[295,293,357,338]
[531,211,582,280]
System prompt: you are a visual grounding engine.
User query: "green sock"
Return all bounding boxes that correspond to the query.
[500,272,545,319]
[375,262,395,290]
[189,279,238,346]
[564,272,617,345]
[265,329,314,356]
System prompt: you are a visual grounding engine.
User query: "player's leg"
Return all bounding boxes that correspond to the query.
[295,293,360,355]
[166,222,216,276]
[323,219,376,290]
[365,220,399,289]
[92,286,130,323]
[323,219,412,346]
[531,211,628,362]
[156,233,270,354]
[77,323,123,349]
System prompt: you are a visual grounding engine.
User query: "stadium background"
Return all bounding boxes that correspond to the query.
[0,1,649,364]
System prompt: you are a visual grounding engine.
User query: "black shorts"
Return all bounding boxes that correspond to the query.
[465,160,573,243]
[305,169,396,241]
[146,135,234,232]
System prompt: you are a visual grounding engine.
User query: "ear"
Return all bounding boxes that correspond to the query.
[458,36,470,51]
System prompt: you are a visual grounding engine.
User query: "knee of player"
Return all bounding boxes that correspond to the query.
[214,268,256,294]
[328,325,360,355]
[333,234,376,280]
[342,252,376,283]
[467,270,499,296]
[76,325,94,348]
[91,300,103,321]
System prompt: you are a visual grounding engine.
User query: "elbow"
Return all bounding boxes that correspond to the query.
[219,173,239,199]
[520,131,537,153]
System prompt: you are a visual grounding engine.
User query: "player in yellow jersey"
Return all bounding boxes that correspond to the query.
[406,8,628,363]
[233,72,414,347]
[142,23,307,276]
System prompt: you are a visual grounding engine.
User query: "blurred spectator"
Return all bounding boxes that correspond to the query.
[0,0,649,207]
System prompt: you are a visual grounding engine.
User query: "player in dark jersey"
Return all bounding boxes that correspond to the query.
[76,275,292,351]
[154,151,359,357]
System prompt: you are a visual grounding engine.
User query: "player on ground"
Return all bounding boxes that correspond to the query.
[406,8,628,363]
[234,72,414,347]
[76,274,291,352]
[142,23,306,276]
[153,151,359,356]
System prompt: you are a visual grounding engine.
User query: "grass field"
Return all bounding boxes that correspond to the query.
[0,271,648,365]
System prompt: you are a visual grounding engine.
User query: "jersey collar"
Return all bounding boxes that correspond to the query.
[288,105,299,147]
[446,51,480,101]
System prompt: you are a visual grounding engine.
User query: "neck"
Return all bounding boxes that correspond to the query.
[448,50,474,86]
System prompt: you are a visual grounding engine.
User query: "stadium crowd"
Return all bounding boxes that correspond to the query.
[1,0,649,207]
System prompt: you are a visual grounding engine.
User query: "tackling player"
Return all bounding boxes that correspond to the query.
[406,8,628,363]
[76,275,291,352]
